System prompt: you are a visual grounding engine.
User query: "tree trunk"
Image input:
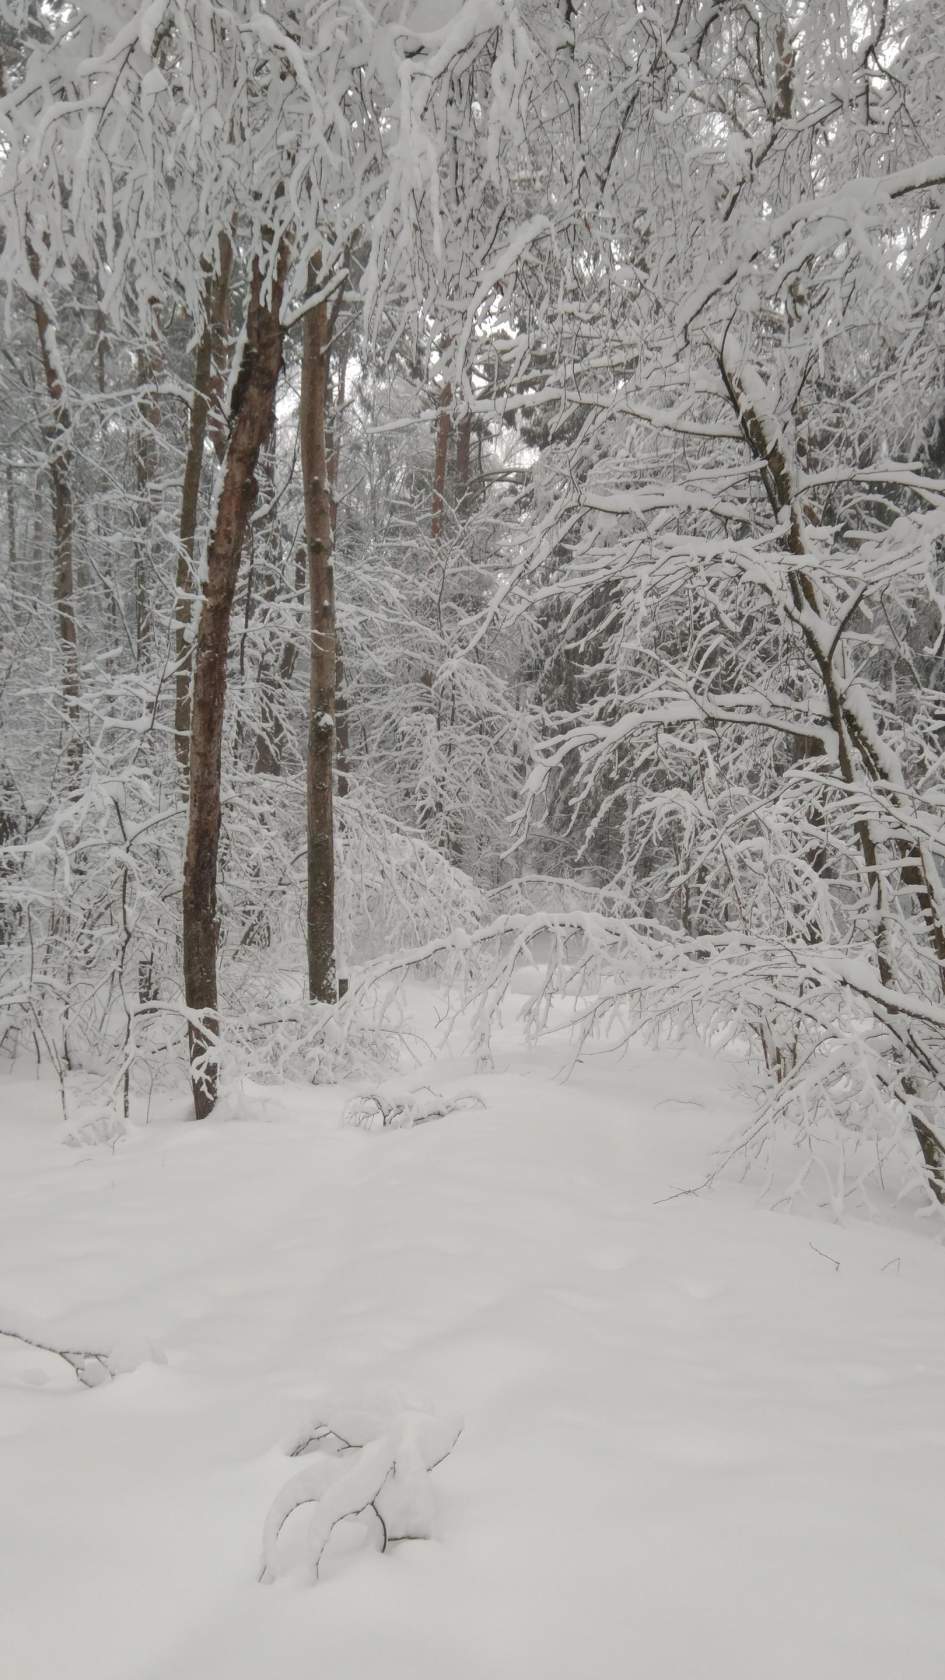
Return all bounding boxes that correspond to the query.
[454,410,474,517]
[27,245,80,787]
[300,270,337,1003]
[257,543,308,775]
[175,235,234,777]
[328,340,349,798]
[182,241,289,1118]
[6,463,16,588]
[132,345,160,664]
[249,420,289,778]
[727,359,945,1199]
[431,374,452,541]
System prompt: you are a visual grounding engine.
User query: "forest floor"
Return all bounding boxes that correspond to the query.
[3,987,945,1679]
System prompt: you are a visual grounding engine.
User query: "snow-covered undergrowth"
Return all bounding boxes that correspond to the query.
[2,988,945,1679]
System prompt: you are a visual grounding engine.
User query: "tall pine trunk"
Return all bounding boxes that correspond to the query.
[182,242,288,1117]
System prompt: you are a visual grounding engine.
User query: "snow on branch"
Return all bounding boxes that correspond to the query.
[259,1408,462,1584]
[342,1085,485,1130]
[0,1321,166,1387]
[0,1323,111,1387]
[678,154,945,333]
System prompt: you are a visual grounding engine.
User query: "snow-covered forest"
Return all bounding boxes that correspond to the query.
[3,2,945,1674]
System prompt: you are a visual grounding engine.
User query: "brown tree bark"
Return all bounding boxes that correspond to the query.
[182,240,289,1117]
[300,271,337,1003]
[175,235,234,776]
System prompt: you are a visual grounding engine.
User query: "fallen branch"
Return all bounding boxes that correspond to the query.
[0,1323,111,1386]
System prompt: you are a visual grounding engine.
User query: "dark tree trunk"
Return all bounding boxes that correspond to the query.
[727,360,945,1200]
[132,344,160,664]
[300,272,337,1003]
[6,462,15,570]
[182,242,289,1118]
[430,375,452,541]
[328,339,349,799]
[249,421,289,778]
[175,235,234,777]
[454,410,474,516]
[27,245,80,787]
[257,543,308,775]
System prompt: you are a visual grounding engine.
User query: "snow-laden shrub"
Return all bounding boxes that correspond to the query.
[260,1407,461,1584]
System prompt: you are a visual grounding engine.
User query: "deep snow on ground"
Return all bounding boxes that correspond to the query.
[3,997,945,1679]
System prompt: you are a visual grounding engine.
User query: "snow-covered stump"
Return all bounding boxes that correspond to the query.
[259,1409,461,1584]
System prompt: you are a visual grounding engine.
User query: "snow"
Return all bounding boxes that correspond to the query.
[3,998,945,1679]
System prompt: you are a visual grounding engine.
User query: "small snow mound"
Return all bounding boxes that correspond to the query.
[211,1082,276,1126]
[62,1108,127,1149]
[75,1356,111,1388]
[20,1367,50,1388]
[106,1334,168,1376]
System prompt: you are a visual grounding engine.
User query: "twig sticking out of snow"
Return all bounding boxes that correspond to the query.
[0,1324,112,1387]
[0,1324,166,1387]
[342,1085,485,1131]
[808,1241,840,1273]
[259,1409,462,1583]
[289,1422,359,1458]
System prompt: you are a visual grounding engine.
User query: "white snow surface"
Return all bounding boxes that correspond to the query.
[2,995,945,1679]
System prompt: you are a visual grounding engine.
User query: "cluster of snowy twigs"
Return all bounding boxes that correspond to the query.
[0,1321,165,1387]
[260,1407,462,1584]
[342,1084,485,1130]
